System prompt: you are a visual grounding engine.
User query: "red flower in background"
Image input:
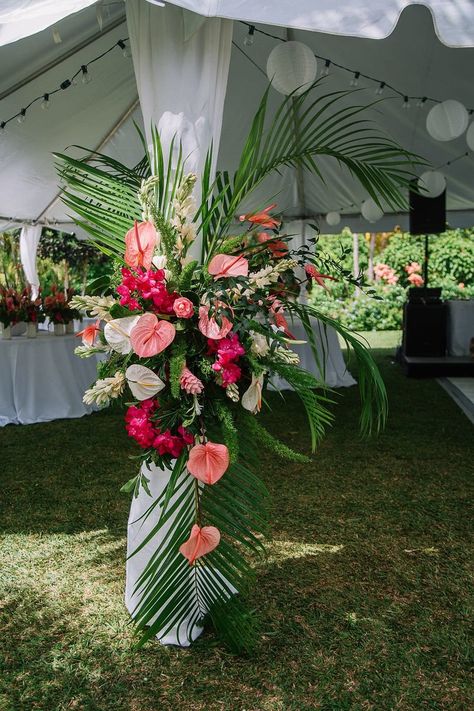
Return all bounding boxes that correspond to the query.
[239,203,281,229]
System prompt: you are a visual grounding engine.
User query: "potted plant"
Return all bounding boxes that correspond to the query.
[43,284,68,335]
[19,287,45,338]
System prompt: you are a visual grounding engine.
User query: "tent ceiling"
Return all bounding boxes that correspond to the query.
[2,1,474,48]
[0,1,473,235]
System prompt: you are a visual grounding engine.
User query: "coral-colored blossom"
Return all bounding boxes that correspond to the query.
[408,272,424,287]
[173,297,194,319]
[239,203,281,229]
[187,442,230,485]
[125,399,157,449]
[179,524,221,565]
[257,232,288,258]
[198,304,233,340]
[208,254,249,280]
[180,367,204,395]
[130,313,176,357]
[208,333,245,387]
[124,221,157,270]
[76,318,101,346]
[305,264,337,290]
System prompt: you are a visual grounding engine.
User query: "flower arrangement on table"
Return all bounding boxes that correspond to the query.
[43,285,80,326]
[57,84,421,652]
[0,286,24,328]
[19,287,45,325]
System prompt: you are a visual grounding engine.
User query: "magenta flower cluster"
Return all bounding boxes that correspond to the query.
[125,399,193,456]
[117,268,178,314]
[208,333,245,387]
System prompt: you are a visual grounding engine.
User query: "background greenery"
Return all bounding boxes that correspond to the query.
[0,348,472,710]
[310,228,474,331]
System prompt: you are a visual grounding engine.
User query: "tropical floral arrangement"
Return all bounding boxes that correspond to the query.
[43,284,79,324]
[0,286,23,327]
[19,287,45,324]
[56,85,421,652]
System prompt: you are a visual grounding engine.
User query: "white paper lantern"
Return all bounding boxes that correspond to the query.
[361,198,384,223]
[466,122,474,151]
[417,170,446,198]
[426,100,469,142]
[326,211,341,226]
[266,41,317,96]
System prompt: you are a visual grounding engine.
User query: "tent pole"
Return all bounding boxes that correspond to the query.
[34,96,140,223]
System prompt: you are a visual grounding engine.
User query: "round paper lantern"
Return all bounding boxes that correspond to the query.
[466,122,474,151]
[266,41,317,96]
[326,211,341,226]
[417,170,446,198]
[426,100,469,142]
[361,198,384,223]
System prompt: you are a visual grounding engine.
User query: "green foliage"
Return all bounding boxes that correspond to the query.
[214,401,239,463]
[178,260,198,291]
[169,341,187,399]
[312,282,406,331]
[239,412,311,464]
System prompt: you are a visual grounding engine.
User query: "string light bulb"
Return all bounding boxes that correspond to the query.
[416,97,427,109]
[321,59,330,77]
[17,109,26,124]
[41,94,50,110]
[81,65,91,84]
[350,71,360,87]
[0,122,5,135]
[375,81,385,95]
[402,96,410,109]
[244,25,255,46]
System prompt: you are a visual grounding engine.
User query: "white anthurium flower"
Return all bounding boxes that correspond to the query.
[125,364,165,401]
[152,254,171,280]
[241,373,265,414]
[104,315,139,354]
[249,330,270,358]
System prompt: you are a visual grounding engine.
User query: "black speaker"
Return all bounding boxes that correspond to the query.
[403,302,447,357]
[409,187,446,235]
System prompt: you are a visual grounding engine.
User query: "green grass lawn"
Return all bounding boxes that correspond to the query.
[1,350,472,710]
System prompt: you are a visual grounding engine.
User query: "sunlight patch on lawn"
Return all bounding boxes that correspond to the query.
[267,540,344,563]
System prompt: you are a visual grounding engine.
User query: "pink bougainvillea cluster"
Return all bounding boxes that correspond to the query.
[208,333,245,387]
[125,398,193,456]
[117,267,178,314]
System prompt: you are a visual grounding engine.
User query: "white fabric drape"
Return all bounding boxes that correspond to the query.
[126,0,233,178]
[19,224,42,299]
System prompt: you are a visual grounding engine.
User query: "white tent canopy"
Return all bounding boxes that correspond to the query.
[0,0,474,238]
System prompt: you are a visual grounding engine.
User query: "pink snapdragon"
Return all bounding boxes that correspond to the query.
[408,272,424,287]
[373,263,399,285]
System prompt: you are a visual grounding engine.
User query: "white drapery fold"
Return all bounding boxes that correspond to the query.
[19,224,42,299]
[126,0,233,179]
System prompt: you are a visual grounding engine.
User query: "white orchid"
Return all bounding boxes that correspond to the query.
[125,364,165,401]
[241,373,265,414]
[104,315,139,354]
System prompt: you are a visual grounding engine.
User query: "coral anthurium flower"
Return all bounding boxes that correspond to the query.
[305,264,337,291]
[198,304,233,340]
[125,221,157,270]
[179,524,221,565]
[130,312,176,357]
[104,315,140,354]
[239,203,281,229]
[241,373,264,414]
[208,254,249,280]
[125,364,165,400]
[187,442,230,485]
[76,318,100,346]
[257,232,288,259]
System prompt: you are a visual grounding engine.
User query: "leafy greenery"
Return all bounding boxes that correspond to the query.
[0,351,472,709]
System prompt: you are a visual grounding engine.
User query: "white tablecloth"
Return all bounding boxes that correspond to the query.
[271,317,356,389]
[0,332,99,426]
[446,300,474,356]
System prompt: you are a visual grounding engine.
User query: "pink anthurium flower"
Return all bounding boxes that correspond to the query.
[76,318,100,346]
[208,254,249,280]
[187,441,230,485]
[130,312,176,357]
[125,221,157,270]
[179,524,221,565]
[239,203,281,229]
[198,304,233,340]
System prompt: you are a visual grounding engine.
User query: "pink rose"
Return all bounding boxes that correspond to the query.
[173,297,194,319]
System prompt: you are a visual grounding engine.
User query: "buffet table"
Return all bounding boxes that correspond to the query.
[0,332,99,426]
